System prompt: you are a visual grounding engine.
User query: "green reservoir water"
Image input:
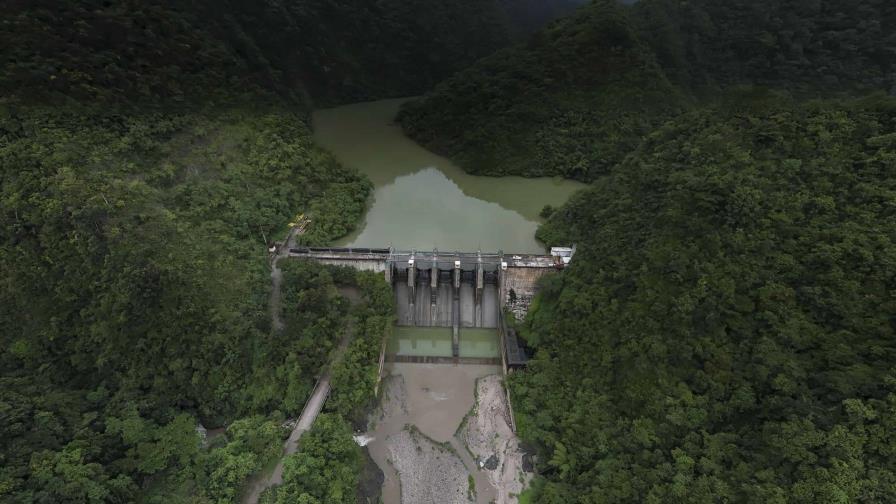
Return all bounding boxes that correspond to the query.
[313,99,585,254]
[389,327,500,358]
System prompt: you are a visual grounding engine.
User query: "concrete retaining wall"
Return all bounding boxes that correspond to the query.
[501,267,556,321]
[385,355,501,365]
[313,259,387,272]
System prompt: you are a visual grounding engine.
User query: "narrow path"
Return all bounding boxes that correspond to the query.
[270,265,285,332]
[269,225,301,332]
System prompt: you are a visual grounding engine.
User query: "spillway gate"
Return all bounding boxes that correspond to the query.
[287,246,574,361]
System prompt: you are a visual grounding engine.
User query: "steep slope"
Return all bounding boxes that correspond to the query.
[517,94,896,502]
[399,0,896,182]
[399,0,683,181]
[1,0,515,106]
[0,102,374,502]
[215,0,512,105]
[633,0,896,94]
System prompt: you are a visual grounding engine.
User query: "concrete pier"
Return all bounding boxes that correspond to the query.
[475,252,483,328]
[407,255,416,326]
[430,252,438,329]
[452,258,461,356]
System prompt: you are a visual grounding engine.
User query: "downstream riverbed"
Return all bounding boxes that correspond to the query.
[368,364,499,504]
[313,99,584,254]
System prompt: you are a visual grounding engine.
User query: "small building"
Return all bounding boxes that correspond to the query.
[550,245,576,267]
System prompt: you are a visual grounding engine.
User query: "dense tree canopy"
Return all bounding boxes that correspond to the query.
[260,414,361,504]
[633,0,896,94]
[399,0,683,182]
[0,1,419,501]
[514,95,896,502]
[400,0,896,181]
[325,270,396,424]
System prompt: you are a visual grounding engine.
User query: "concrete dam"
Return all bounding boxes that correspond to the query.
[288,246,574,364]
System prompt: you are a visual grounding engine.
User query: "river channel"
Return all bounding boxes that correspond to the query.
[313,99,583,503]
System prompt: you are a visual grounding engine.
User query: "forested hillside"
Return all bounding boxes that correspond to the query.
[519,94,896,502]
[0,1,500,501]
[634,0,896,94]
[1,0,581,106]
[398,0,685,181]
[399,0,896,181]
[0,100,375,501]
[398,0,896,502]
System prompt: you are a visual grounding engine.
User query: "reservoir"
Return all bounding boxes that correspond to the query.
[313,99,584,254]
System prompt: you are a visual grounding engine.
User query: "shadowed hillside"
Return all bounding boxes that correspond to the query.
[399,0,896,181]
[1,0,518,106]
[399,0,684,181]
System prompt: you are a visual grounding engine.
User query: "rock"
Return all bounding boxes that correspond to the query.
[195,423,208,447]
[389,428,469,504]
[484,455,500,471]
[520,443,537,473]
[377,375,408,423]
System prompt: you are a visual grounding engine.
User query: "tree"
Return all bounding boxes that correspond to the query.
[29,444,133,503]
[274,415,360,504]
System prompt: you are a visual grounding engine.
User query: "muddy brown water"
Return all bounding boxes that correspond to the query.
[368,363,500,504]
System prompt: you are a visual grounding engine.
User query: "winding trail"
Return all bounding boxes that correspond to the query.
[268,226,300,332]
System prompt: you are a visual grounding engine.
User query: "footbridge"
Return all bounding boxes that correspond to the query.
[288,246,574,361]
